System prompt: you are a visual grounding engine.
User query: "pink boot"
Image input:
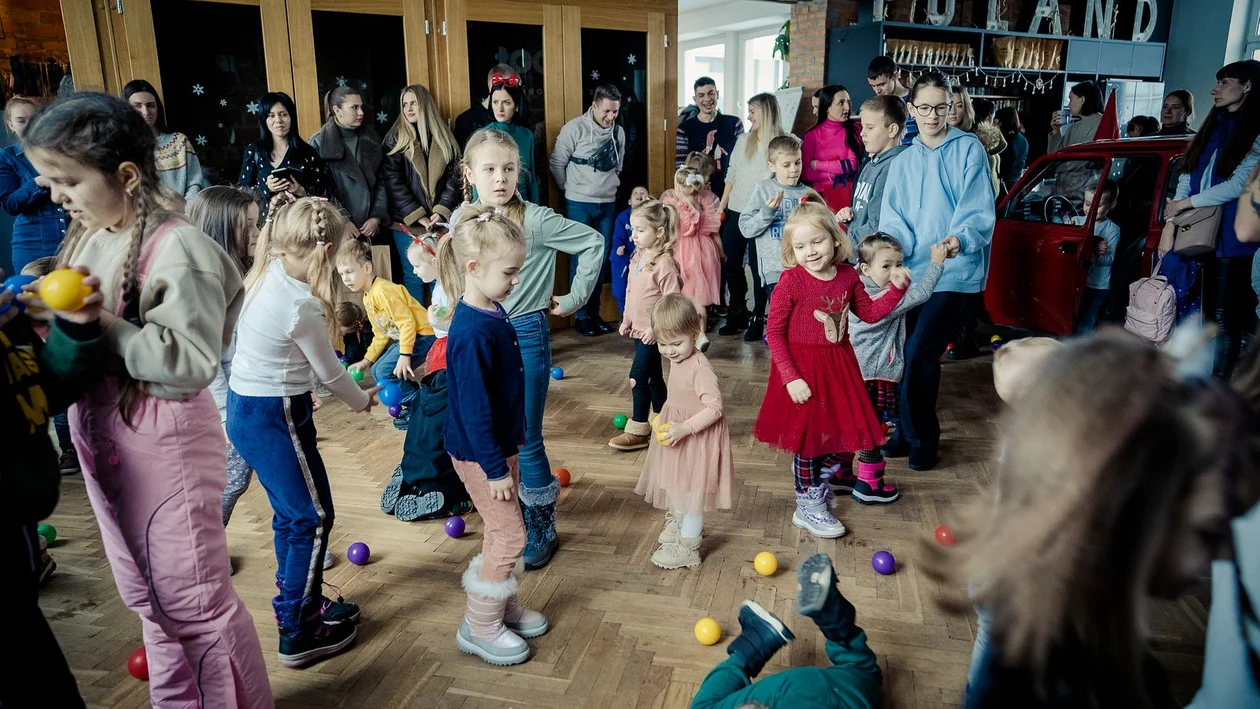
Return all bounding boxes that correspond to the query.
[852,461,899,504]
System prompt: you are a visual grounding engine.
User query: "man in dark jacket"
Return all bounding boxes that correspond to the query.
[454,63,520,149]
[310,87,389,241]
[2,274,105,709]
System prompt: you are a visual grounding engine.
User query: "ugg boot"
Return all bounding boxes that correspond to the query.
[520,478,560,570]
[651,535,702,569]
[792,485,847,538]
[852,461,899,504]
[456,558,530,666]
[467,555,550,638]
[727,600,795,677]
[657,510,680,545]
[796,552,859,643]
[609,419,652,451]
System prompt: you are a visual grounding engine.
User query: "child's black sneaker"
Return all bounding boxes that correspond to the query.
[58,444,80,475]
[726,600,794,677]
[278,620,357,668]
[37,550,56,586]
[320,597,360,624]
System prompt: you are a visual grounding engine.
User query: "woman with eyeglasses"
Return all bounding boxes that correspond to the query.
[875,71,996,472]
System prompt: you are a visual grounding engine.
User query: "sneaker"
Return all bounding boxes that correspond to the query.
[792,509,847,538]
[278,620,357,668]
[456,619,530,666]
[323,549,335,570]
[395,489,444,522]
[58,444,80,475]
[651,536,701,569]
[320,596,361,625]
[37,550,56,586]
[657,511,680,545]
[380,465,404,515]
[608,431,650,451]
[392,407,410,431]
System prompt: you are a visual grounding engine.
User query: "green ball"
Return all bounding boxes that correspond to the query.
[37,523,56,544]
[613,414,628,430]
[350,368,364,382]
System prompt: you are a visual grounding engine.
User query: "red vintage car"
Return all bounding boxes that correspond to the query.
[984,136,1192,335]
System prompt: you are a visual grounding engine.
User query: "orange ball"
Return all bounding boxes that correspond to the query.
[39,269,91,311]
[555,468,571,487]
[935,525,956,546]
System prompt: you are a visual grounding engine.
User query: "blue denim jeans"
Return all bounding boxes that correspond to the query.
[371,338,435,407]
[565,199,615,322]
[508,310,555,489]
[1074,287,1108,334]
[391,228,431,305]
[226,390,332,635]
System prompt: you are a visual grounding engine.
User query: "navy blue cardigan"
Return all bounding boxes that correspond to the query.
[443,299,525,480]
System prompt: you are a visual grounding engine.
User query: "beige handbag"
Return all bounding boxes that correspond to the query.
[1170,205,1223,258]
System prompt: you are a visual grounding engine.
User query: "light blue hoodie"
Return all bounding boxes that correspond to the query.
[878,127,996,293]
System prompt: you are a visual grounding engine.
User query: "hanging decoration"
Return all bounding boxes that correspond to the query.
[192,84,205,96]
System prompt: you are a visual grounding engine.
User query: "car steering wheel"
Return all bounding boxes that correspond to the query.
[1043,194,1081,224]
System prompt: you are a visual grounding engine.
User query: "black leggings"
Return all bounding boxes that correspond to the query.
[721,209,767,317]
[1205,256,1258,378]
[630,340,667,423]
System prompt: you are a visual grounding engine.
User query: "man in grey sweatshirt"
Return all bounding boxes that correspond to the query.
[739,135,816,302]
[841,95,910,248]
[550,83,626,335]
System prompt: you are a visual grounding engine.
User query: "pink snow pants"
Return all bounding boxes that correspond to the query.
[70,377,273,708]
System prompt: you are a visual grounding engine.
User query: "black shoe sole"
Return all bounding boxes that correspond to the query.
[279,626,357,668]
[796,553,833,616]
[523,538,558,570]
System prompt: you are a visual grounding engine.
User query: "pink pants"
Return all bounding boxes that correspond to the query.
[451,456,526,584]
[71,378,272,708]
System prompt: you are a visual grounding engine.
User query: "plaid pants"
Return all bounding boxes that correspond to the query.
[792,453,850,493]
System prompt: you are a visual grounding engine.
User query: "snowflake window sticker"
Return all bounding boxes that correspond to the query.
[246,101,260,114]
[627,54,637,65]
[336,76,348,87]
[219,99,227,107]
[196,135,207,146]
[192,84,205,96]
[590,70,600,80]
[377,111,389,123]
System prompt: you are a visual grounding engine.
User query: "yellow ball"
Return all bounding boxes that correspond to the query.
[694,617,722,646]
[40,269,90,311]
[990,335,1002,344]
[753,551,778,576]
[655,422,674,446]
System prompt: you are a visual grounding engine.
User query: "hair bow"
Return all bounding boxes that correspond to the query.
[684,173,705,187]
[492,73,521,88]
[477,212,495,223]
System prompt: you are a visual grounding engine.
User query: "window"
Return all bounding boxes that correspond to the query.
[742,34,787,109]
[1004,158,1105,223]
[682,43,725,109]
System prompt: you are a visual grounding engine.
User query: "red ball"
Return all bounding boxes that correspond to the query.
[555,468,571,487]
[935,525,956,547]
[127,647,149,681]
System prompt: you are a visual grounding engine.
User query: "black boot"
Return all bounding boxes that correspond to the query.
[718,309,748,335]
[743,316,765,342]
[796,553,857,643]
[726,600,794,677]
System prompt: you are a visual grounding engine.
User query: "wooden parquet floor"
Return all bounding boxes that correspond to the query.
[41,331,1211,708]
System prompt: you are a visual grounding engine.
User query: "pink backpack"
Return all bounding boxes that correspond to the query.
[1124,258,1177,344]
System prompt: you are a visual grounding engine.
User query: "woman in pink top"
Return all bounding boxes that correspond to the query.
[611,200,682,452]
[801,85,865,212]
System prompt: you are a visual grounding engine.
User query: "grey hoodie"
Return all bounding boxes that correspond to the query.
[848,261,943,382]
[847,144,908,244]
[550,108,625,204]
[738,178,815,286]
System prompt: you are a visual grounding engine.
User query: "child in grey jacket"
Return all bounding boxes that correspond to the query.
[839,96,910,248]
[842,233,949,504]
[739,135,819,299]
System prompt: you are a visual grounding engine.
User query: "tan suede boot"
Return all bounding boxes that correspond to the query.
[609,419,652,451]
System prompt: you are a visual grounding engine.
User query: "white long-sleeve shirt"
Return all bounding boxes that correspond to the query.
[229,259,369,410]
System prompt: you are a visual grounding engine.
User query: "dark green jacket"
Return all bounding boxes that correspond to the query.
[1,317,103,524]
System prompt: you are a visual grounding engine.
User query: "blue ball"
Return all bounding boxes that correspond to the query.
[378,381,404,407]
[0,274,37,314]
[550,366,565,380]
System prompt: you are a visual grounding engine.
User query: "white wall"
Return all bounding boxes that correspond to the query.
[678,0,789,114]
[1162,0,1253,124]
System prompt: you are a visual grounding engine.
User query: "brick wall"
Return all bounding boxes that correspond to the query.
[2,0,71,78]
[788,0,859,134]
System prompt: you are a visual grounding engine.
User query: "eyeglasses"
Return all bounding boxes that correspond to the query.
[911,103,952,117]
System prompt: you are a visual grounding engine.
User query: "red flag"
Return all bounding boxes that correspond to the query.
[1094,88,1120,141]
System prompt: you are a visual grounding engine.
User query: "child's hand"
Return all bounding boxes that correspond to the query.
[393,356,414,381]
[0,289,16,329]
[619,320,631,336]
[1096,240,1109,255]
[549,296,573,317]
[641,327,655,345]
[767,190,784,210]
[837,207,854,223]
[657,421,690,446]
[786,378,812,404]
[889,267,912,290]
[359,385,381,414]
[941,235,962,257]
[488,476,515,501]
[20,267,106,325]
[714,237,726,262]
[930,242,950,264]
[311,393,323,412]
[348,359,371,375]
[616,245,626,256]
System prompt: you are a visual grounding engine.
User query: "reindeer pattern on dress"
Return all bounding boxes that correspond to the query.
[813,292,851,343]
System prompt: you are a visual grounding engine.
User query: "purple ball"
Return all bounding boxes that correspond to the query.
[444,516,466,538]
[388,404,403,418]
[347,542,371,566]
[871,550,896,575]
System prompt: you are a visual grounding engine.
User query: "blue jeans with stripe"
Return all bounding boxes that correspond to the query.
[227,390,333,635]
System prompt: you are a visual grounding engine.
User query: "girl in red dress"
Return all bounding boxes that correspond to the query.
[753,201,910,538]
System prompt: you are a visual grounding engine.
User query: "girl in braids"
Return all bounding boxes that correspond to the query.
[23,92,273,707]
[227,192,380,668]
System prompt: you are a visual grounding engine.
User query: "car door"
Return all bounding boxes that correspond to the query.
[986,154,1106,334]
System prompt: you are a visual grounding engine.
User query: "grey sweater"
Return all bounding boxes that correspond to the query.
[847,145,908,244]
[848,261,943,382]
[738,178,815,286]
[550,108,625,204]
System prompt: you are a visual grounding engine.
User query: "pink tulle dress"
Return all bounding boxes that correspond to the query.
[661,189,722,307]
[634,351,733,514]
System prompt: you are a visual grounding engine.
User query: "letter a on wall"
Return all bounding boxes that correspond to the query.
[1029,0,1063,35]
[925,0,956,26]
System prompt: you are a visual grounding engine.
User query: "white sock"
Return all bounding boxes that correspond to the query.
[680,513,704,539]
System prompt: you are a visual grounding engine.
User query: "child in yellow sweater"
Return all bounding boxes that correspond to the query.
[336,237,435,429]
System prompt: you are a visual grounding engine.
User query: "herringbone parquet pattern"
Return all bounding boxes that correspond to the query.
[40,331,1210,708]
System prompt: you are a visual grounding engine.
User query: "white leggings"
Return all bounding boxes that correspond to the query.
[677,512,704,539]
